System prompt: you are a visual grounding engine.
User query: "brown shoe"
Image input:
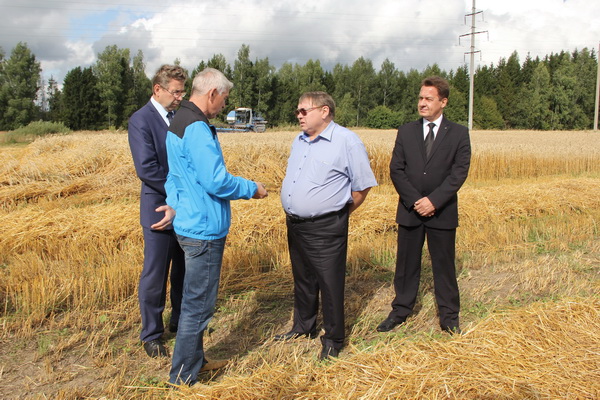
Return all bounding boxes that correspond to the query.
[199,358,228,372]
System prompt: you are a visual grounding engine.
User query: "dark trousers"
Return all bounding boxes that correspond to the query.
[389,224,460,330]
[286,207,349,349]
[139,227,185,342]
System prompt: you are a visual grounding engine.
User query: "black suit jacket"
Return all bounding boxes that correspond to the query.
[390,116,471,229]
[128,101,171,229]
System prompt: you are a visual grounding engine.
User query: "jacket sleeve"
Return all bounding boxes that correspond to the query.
[186,122,257,200]
[389,127,422,210]
[165,170,178,209]
[128,109,168,196]
[428,127,471,209]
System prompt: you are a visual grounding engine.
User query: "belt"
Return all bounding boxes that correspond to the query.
[286,205,348,223]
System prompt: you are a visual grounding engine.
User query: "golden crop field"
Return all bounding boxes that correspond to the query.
[0,129,599,399]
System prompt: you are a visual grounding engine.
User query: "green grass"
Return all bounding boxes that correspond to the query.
[1,120,71,144]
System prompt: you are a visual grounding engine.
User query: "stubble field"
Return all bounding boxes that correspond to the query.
[0,128,599,399]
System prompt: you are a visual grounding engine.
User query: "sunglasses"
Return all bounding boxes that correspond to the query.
[295,106,323,116]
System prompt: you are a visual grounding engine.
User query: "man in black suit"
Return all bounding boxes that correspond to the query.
[377,76,471,334]
[128,65,187,357]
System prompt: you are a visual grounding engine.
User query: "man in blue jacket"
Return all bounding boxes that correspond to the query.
[165,68,268,386]
[128,65,187,358]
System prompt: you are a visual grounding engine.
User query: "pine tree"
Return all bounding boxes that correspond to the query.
[61,67,102,130]
[130,50,151,114]
[46,76,62,122]
[523,63,552,129]
[474,96,504,129]
[495,52,521,128]
[377,58,401,109]
[399,69,422,123]
[253,57,275,119]
[271,62,300,125]
[297,59,326,93]
[0,42,42,130]
[231,44,254,108]
[349,57,376,126]
[207,54,231,75]
[94,45,131,129]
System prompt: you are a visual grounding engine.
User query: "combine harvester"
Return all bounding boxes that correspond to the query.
[217,107,268,132]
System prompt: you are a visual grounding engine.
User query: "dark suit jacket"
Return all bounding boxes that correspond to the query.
[128,101,171,229]
[390,116,471,229]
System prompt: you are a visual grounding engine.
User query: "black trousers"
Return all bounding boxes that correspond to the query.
[286,206,349,349]
[389,224,460,330]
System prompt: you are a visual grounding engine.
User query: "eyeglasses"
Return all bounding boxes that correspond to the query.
[295,106,323,116]
[161,86,186,98]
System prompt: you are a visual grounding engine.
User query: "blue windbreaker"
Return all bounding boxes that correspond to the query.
[165,100,257,240]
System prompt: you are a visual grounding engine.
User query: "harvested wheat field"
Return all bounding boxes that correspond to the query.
[0,129,599,399]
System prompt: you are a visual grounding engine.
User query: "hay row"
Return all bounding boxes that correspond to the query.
[168,298,600,399]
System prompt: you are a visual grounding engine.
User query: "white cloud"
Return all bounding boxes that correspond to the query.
[0,0,598,84]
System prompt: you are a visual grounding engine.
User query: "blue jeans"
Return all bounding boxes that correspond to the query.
[169,235,226,386]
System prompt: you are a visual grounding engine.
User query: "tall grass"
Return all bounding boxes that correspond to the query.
[0,129,598,399]
[0,120,71,144]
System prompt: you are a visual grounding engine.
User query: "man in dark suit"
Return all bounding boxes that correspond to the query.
[128,65,187,357]
[377,76,471,334]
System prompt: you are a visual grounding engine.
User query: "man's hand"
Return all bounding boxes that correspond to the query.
[151,205,176,230]
[414,197,435,217]
[253,182,268,199]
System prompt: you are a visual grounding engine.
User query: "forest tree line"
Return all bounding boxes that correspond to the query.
[0,42,597,131]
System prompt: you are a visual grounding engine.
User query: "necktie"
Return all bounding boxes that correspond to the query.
[167,111,175,124]
[424,122,435,158]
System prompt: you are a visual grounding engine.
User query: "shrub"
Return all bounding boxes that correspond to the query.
[365,106,404,129]
[1,121,71,144]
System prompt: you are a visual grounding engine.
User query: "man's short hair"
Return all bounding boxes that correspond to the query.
[152,65,187,87]
[192,68,234,96]
[299,91,336,119]
[421,76,450,100]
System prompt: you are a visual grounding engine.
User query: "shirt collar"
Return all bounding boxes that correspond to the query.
[300,120,335,143]
[423,114,443,127]
[150,96,169,120]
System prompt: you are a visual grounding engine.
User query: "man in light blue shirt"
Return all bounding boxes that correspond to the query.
[276,91,377,360]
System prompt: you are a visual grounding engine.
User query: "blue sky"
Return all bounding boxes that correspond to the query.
[0,0,598,85]
[68,10,121,42]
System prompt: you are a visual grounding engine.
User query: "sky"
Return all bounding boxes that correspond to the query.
[1,0,599,85]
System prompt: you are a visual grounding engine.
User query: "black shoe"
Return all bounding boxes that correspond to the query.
[273,330,318,341]
[376,317,406,332]
[168,322,178,333]
[441,325,462,335]
[143,339,168,358]
[319,345,339,360]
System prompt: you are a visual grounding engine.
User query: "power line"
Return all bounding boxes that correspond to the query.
[460,0,487,131]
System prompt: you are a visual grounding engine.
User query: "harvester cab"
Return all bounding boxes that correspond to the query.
[220,107,267,132]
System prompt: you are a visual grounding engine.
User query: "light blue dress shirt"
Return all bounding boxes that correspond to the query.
[281,121,377,218]
[150,96,171,126]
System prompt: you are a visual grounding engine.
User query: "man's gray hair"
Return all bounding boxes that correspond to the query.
[192,68,233,95]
